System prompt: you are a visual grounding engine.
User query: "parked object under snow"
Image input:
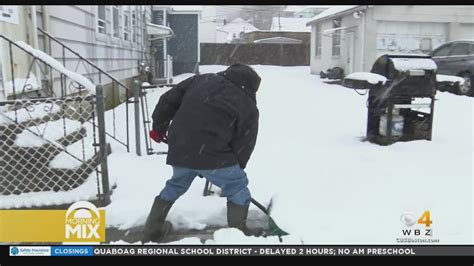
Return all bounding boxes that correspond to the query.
[319,67,344,80]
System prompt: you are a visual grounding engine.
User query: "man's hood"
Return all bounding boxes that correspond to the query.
[217,64,261,98]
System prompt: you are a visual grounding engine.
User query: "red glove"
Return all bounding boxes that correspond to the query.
[149,129,167,143]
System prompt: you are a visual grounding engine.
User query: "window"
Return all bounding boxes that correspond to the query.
[451,43,470,56]
[97,6,106,34]
[432,44,452,57]
[315,23,322,57]
[132,8,137,43]
[332,18,341,56]
[123,7,131,41]
[112,5,120,38]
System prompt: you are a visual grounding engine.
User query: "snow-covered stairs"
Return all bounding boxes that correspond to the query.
[0,103,111,197]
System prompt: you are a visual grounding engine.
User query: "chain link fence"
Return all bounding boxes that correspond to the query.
[0,93,110,207]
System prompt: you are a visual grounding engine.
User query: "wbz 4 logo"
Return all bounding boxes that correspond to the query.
[400,210,433,237]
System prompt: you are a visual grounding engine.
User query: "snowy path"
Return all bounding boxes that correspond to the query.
[105,65,473,244]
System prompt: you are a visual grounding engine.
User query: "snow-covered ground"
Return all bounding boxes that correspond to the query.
[102,65,472,245]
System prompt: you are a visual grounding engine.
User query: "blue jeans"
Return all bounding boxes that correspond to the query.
[158,164,251,206]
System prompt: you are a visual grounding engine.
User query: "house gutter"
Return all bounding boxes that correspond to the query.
[306,6,367,26]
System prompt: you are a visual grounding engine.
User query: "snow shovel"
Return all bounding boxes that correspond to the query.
[199,175,288,238]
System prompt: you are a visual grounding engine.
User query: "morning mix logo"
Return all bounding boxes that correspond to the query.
[65,201,104,242]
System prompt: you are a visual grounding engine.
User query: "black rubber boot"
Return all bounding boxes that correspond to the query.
[142,196,173,243]
[227,201,263,237]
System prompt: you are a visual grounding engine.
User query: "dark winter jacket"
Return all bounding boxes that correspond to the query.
[152,64,261,170]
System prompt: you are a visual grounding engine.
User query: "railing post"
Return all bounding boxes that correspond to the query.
[95,85,111,204]
[133,80,142,156]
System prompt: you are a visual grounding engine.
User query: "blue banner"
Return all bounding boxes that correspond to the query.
[51,246,93,256]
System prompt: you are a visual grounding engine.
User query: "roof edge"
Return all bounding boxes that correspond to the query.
[306,6,369,26]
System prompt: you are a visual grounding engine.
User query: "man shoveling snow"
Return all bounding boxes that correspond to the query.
[143,64,262,243]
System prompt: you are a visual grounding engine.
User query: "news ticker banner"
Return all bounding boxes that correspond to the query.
[7,246,474,256]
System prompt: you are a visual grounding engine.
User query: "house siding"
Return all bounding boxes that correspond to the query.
[0,6,33,101]
[36,5,152,96]
[309,5,474,75]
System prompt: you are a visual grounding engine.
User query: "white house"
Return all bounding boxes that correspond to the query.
[306,5,474,75]
[215,18,259,43]
[199,6,242,43]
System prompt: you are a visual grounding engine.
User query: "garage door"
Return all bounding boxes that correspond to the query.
[376,21,448,55]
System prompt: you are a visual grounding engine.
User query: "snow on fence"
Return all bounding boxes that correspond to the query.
[0,95,110,208]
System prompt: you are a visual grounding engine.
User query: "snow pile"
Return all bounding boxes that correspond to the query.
[345,72,387,85]
[15,118,82,147]
[391,58,437,71]
[437,74,464,84]
[0,103,60,125]
[15,41,96,93]
[3,74,40,96]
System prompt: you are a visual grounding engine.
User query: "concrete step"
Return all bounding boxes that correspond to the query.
[56,127,87,147]
[0,109,65,145]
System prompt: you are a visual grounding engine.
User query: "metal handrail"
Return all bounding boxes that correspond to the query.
[1,30,132,152]
[37,27,131,92]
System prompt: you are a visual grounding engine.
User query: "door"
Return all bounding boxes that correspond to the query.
[345,32,355,74]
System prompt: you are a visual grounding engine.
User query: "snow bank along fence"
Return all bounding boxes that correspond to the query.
[200,43,310,66]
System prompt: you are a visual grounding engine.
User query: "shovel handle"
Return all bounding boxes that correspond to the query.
[251,198,270,216]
